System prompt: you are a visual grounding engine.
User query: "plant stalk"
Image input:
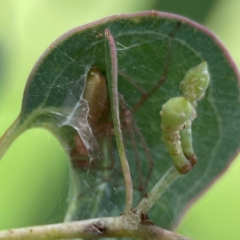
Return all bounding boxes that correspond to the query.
[0,215,192,240]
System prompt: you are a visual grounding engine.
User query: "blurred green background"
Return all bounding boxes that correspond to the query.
[0,0,240,239]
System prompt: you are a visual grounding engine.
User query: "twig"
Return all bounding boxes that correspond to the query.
[0,214,192,240]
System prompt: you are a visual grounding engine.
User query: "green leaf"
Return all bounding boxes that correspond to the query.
[0,12,240,230]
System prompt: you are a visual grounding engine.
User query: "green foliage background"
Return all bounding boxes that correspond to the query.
[0,1,239,239]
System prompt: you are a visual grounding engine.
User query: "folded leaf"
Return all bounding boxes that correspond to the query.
[0,12,239,230]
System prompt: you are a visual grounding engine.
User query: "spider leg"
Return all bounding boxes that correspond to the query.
[119,95,154,193]
[122,108,144,192]
[118,22,181,114]
[132,121,154,192]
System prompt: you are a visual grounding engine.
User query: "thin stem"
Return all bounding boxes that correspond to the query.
[0,215,192,240]
[137,165,181,213]
[105,29,133,210]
